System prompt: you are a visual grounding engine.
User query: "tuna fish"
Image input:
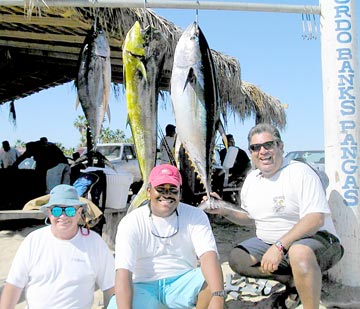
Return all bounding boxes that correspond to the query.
[123,21,168,211]
[76,23,111,150]
[171,22,220,200]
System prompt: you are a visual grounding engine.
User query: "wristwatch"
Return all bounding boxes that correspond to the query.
[212,290,227,298]
[275,240,287,254]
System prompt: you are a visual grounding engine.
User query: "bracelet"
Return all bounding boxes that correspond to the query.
[274,240,287,254]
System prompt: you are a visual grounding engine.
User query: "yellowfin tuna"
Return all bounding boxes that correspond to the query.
[76,24,111,150]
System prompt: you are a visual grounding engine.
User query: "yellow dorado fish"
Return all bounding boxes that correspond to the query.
[123,21,168,211]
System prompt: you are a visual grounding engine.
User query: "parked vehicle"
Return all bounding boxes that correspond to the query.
[285,150,328,189]
[93,143,142,183]
[285,150,325,172]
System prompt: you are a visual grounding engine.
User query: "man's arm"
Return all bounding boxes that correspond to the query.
[114,268,133,309]
[203,194,254,226]
[199,251,224,309]
[103,287,115,308]
[0,283,23,309]
[279,212,324,250]
[261,212,325,273]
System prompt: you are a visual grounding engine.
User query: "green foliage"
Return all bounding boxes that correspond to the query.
[73,115,132,146]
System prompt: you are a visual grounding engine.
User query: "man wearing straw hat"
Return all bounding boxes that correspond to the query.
[0,184,115,309]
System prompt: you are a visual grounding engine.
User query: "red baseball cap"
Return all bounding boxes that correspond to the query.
[148,164,182,188]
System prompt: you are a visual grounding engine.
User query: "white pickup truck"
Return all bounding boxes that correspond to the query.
[94,143,142,183]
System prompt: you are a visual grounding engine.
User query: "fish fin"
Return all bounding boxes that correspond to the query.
[126,114,131,128]
[184,67,205,102]
[107,105,111,123]
[75,95,79,110]
[9,100,16,127]
[137,61,147,82]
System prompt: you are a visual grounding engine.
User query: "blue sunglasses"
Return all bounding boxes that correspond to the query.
[50,206,78,217]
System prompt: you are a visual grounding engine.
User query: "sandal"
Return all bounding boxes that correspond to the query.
[284,287,301,309]
[273,286,301,309]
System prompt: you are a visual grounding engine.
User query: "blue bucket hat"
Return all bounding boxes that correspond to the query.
[40,184,88,214]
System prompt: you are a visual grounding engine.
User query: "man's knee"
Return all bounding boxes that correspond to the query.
[288,244,320,276]
[228,247,254,274]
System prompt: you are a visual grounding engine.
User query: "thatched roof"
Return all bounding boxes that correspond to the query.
[0,5,286,128]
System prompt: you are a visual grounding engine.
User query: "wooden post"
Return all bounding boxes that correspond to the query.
[102,208,127,250]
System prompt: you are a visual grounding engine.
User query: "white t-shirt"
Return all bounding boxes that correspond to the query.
[6,226,114,309]
[115,202,218,282]
[241,159,338,244]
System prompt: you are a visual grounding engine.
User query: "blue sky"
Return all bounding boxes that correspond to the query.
[0,0,358,153]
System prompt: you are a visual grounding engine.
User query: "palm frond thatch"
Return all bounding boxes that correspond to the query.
[17,5,286,128]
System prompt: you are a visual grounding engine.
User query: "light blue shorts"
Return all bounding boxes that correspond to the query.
[107,268,205,309]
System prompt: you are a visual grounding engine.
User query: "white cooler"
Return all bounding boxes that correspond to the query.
[105,172,133,209]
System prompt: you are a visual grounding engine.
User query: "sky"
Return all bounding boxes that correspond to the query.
[0,0,358,153]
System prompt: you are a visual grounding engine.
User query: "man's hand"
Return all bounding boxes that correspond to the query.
[200,192,226,215]
[260,245,283,274]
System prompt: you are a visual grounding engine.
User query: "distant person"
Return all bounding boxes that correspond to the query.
[108,164,224,309]
[0,184,115,308]
[12,138,70,193]
[160,124,176,164]
[70,151,86,185]
[0,141,19,168]
[219,134,251,184]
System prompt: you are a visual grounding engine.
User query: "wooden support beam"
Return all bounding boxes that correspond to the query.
[0,13,90,28]
[0,30,123,46]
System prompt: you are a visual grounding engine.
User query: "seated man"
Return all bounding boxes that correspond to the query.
[205,123,343,309]
[109,164,224,309]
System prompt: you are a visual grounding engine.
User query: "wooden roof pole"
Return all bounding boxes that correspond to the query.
[0,0,320,15]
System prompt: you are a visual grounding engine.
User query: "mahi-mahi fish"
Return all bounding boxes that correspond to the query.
[76,23,111,150]
[171,21,221,200]
[123,21,168,211]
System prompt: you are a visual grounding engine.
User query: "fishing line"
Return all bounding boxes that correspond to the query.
[312,14,318,40]
[301,13,307,40]
[307,14,312,40]
[195,0,200,26]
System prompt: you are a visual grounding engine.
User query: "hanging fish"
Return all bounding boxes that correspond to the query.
[171,21,221,201]
[76,23,111,150]
[123,21,168,211]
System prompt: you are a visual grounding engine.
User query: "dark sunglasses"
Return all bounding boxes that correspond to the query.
[249,141,277,152]
[50,206,78,217]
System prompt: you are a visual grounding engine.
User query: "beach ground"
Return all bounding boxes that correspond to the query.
[0,219,358,308]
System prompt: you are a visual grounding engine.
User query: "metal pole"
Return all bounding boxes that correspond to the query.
[0,0,320,15]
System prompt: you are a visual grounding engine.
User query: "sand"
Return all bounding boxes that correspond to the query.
[0,219,358,308]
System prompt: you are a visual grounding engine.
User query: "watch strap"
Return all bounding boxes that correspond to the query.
[212,290,227,298]
[275,240,287,254]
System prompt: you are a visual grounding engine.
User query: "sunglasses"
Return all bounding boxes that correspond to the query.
[249,141,276,152]
[50,206,78,217]
[149,209,179,238]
